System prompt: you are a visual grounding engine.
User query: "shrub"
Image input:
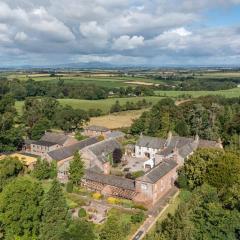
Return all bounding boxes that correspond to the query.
[131,211,145,223]
[66,181,73,193]
[78,208,87,218]
[107,197,120,204]
[92,192,102,200]
[133,204,147,211]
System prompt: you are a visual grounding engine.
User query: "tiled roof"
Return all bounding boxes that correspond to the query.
[85,125,110,132]
[137,159,177,184]
[106,131,125,139]
[167,136,194,148]
[41,132,71,145]
[198,139,221,148]
[136,136,165,149]
[87,139,121,162]
[84,170,135,191]
[48,137,98,161]
[32,140,57,147]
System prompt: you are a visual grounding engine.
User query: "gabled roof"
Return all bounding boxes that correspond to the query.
[85,125,110,132]
[87,139,121,162]
[166,136,194,148]
[84,170,135,191]
[198,139,222,149]
[137,159,177,184]
[31,140,57,147]
[136,136,165,149]
[40,132,71,145]
[106,131,125,139]
[48,137,98,161]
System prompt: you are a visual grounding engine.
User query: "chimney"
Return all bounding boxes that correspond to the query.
[166,131,172,146]
[195,134,199,142]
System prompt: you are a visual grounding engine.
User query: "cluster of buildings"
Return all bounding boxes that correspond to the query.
[1,125,223,207]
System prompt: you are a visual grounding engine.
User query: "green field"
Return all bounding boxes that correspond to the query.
[15,96,163,115]
[155,87,240,98]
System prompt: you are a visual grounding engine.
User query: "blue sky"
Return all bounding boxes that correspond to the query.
[0,0,240,67]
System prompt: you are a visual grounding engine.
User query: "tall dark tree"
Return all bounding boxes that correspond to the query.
[40,180,69,240]
[69,152,85,185]
[112,148,123,164]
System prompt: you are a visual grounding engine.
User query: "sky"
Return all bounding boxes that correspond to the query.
[1,0,240,67]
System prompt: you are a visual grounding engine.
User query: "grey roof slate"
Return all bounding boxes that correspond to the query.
[136,136,165,149]
[138,159,177,183]
[32,140,57,147]
[166,136,194,148]
[48,137,98,161]
[198,139,221,148]
[106,131,125,139]
[85,125,110,132]
[84,170,135,191]
[87,139,121,162]
[40,132,70,145]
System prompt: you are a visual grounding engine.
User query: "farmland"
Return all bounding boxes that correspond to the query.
[155,87,240,98]
[15,96,163,115]
[89,109,146,129]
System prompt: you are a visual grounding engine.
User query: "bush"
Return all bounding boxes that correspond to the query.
[92,192,102,200]
[131,211,145,223]
[107,197,120,204]
[78,208,87,218]
[66,181,73,193]
[133,204,147,211]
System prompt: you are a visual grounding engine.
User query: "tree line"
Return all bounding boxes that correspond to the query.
[0,77,155,101]
[130,96,240,150]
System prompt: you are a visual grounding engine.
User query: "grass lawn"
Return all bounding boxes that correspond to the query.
[15,96,162,115]
[155,87,240,98]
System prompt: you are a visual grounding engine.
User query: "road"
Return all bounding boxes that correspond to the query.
[131,187,179,240]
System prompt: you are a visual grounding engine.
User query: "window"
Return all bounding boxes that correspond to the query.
[141,183,148,191]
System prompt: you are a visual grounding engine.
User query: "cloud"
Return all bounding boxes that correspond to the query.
[15,32,28,42]
[0,0,240,66]
[112,35,144,50]
[79,21,108,47]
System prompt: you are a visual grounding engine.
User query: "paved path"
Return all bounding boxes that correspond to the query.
[131,187,179,240]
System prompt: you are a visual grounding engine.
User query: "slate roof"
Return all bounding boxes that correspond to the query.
[178,141,198,158]
[198,139,221,149]
[48,137,98,161]
[106,131,125,139]
[87,139,121,162]
[85,125,110,132]
[137,159,177,184]
[84,170,135,191]
[136,136,165,149]
[166,136,194,148]
[40,132,70,145]
[31,140,57,147]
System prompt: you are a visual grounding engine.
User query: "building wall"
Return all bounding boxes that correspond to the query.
[29,144,60,156]
[84,129,111,138]
[135,145,159,159]
[135,165,178,204]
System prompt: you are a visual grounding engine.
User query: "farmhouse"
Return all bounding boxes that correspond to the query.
[83,125,111,138]
[24,132,78,157]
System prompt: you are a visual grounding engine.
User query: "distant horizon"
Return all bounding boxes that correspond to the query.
[1,1,240,66]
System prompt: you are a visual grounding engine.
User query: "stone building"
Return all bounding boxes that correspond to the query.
[24,132,78,157]
[83,125,111,138]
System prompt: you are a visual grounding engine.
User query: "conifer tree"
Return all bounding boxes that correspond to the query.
[40,180,68,240]
[69,152,85,185]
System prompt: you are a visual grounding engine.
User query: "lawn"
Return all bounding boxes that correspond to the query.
[155,87,240,98]
[15,96,162,115]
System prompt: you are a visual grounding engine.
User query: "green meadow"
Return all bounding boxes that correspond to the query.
[155,87,240,98]
[15,96,163,115]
